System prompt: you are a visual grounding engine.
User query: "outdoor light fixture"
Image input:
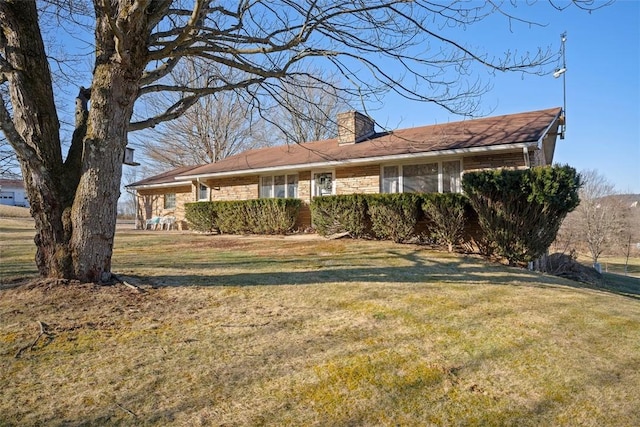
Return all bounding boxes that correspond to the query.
[553,67,566,78]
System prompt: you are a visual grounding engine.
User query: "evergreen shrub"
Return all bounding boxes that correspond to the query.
[367,193,421,243]
[185,202,218,233]
[186,199,301,235]
[310,194,368,237]
[216,199,301,234]
[422,193,470,252]
[462,165,581,265]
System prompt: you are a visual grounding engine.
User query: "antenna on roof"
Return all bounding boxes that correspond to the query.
[553,32,567,139]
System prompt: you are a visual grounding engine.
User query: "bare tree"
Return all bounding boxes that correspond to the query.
[0,1,610,282]
[575,170,623,266]
[267,73,349,144]
[139,60,268,169]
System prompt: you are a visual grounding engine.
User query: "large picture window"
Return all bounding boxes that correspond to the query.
[381,160,461,194]
[403,163,438,193]
[260,174,298,198]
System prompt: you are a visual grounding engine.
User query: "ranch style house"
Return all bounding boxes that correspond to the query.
[127,107,564,230]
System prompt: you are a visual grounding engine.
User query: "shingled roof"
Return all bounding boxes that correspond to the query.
[129,107,562,187]
[126,164,202,188]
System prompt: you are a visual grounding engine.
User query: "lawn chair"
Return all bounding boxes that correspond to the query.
[145,216,161,230]
[160,216,176,230]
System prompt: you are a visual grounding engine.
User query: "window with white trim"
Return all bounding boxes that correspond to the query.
[260,174,298,198]
[198,183,208,201]
[381,160,462,194]
[381,165,399,193]
[441,160,461,193]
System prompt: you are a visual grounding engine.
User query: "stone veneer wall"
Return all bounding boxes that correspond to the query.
[335,165,380,195]
[462,151,528,172]
[206,176,259,201]
[136,184,193,228]
[296,171,312,230]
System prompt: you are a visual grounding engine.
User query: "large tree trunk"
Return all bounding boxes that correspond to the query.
[67,2,149,282]
[0,1,74,278]
[1,1,150,282]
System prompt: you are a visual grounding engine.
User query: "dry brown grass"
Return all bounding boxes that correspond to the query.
[0,205,31,218]
[1,222,639,426]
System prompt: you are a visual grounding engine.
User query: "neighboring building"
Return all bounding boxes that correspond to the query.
[0,179,30,207]
[127,107,564,230]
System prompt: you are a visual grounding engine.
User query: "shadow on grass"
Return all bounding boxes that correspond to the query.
[120,249,640,300]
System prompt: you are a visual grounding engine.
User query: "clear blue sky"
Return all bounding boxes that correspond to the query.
[374,0,640,194]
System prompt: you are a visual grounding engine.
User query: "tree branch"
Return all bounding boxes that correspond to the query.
[139,56,181,86]
[147,0,206,61]
[101,0,128,63]
[0,93,42,169]
[63,86,90,184]
[131,75,265,131]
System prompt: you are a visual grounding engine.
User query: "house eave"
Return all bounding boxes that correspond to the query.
[126,180,193,190]
[537,108,563,147]
[178,142,538,180]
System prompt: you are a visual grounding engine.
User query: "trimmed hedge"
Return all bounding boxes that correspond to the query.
[366,193,421,243]
[186,164,579,265]
[310,194,368,237]
[185,199,301,235]
[310,193,470,245]
[462,165,581,265]
[422,193,470,252]
[184,202,219,233]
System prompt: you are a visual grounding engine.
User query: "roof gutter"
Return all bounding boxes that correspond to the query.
[178,141,539,180]
[126,180,193,190]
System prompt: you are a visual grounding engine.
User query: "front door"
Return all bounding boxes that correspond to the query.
[313,172,334,197]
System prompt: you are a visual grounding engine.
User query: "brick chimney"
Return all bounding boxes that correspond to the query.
[337,111,375,145]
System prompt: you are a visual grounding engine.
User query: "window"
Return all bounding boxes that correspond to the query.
[287,175,298,198]
[442,160,461,193]
[313,171,334,197]
[198,183,208,201]
[381,160,462,194]
[260,174,298,198]
[274,175,286,198]
[403,163,438,193]
[164,193,176,209]
[382,165,399,193]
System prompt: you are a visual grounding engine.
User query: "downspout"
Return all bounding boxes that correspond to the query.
[523,147,531,168]
[134,188,139,229]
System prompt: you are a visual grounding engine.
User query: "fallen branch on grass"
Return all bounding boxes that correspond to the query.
[112,274,146,293]
[115,403,137,417]
[15,321,53,358]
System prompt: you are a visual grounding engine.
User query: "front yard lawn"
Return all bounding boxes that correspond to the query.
[1,222,639,426]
